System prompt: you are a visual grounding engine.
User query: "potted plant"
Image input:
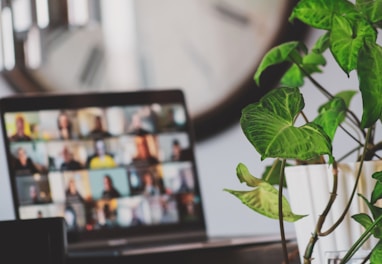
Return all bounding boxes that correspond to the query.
[224,0,382,263]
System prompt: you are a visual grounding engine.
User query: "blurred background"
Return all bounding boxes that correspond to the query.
[0,0,372,239]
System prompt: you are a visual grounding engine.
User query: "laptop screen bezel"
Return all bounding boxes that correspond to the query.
[0,89,207,245]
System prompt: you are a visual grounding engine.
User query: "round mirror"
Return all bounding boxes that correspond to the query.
[1,0,307,141]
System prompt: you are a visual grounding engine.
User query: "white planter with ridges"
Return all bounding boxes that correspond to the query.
[285,160,382,263]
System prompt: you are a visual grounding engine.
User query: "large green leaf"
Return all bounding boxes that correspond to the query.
[314,97,347,141]
[254,42,301,86]
[240,87,332,161]
[330,16,377,74]
[356,0,382,25]
[290,0,359,30]
[358,42,382,128]
[225,164,306,222]
[370,241,382,263]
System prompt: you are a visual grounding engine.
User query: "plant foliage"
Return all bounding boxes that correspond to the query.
[226,0,382,263]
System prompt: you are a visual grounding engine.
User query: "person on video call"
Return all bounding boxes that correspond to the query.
[163,107,183,131]
[29,185,41,204]
[88,115,111,139]
[170,139,191,161]
[9,115,32,141]
[101,174,121,199]
[64,204,79,231]
[13,147,39,175]
[57,111,73,139]
[130,207,144,226]
[132,135,159,166]
[142,170,161,196]
[65,178,85,203]
[88,139,116,169]
[127,112,150,135]
[60,146,84,171]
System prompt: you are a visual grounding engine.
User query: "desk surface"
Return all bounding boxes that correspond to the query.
[68,234,301,264]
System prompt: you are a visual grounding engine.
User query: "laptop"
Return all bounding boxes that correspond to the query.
[0,89,211,257]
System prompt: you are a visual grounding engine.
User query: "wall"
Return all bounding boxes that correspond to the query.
[0,78,16,220]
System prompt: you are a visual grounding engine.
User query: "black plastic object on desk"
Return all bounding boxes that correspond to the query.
[0,217,67,264]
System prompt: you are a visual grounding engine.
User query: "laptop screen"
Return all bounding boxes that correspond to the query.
[0,89,206,247]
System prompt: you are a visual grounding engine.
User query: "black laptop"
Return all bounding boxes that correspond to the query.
[0,89,209,257]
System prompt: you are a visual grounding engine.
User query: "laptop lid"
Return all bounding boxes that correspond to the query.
[0,89,207,252]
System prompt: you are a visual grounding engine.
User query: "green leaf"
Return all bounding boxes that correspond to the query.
[240,87,332,161]
[352,213,374,230]
[330,16,377,74]
[300,52,326,76]
[334,90,358,108]
[371,181,382,205]
[224,183,306,222]
[254,42,301,86]
[370,241,382,263]
[261,160,291,187]
[236,163,262,187]
[371,172,382,204]
[358,193,382,222]
[226,163,305,222]
[314,97,347,141]
[280,64,304,87]
[352,212,382,239]
[280,52,326,88]
[290,0,359,30]
[352,213,382,238]
[373,171,382,182]
[312,32,330,54]
[303,52,326,66]
[356,0,382,25]
[358,42,382,128]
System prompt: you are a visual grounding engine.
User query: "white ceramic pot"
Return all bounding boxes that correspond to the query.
[285,160,382,263]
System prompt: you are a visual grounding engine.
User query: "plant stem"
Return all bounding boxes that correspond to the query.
[279,159,289,264]
[339,123,363,147]
[303,232,318,264]
[360,250,372,264]
[318,128,371,236]
[303,128,372,262]
[265,158,280,182]
[337,145,363,162]
[367,141,382,160]
[317,161,339,236]
[302,162,339,263]
[339,211,382,264]
[339,232,372,264]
